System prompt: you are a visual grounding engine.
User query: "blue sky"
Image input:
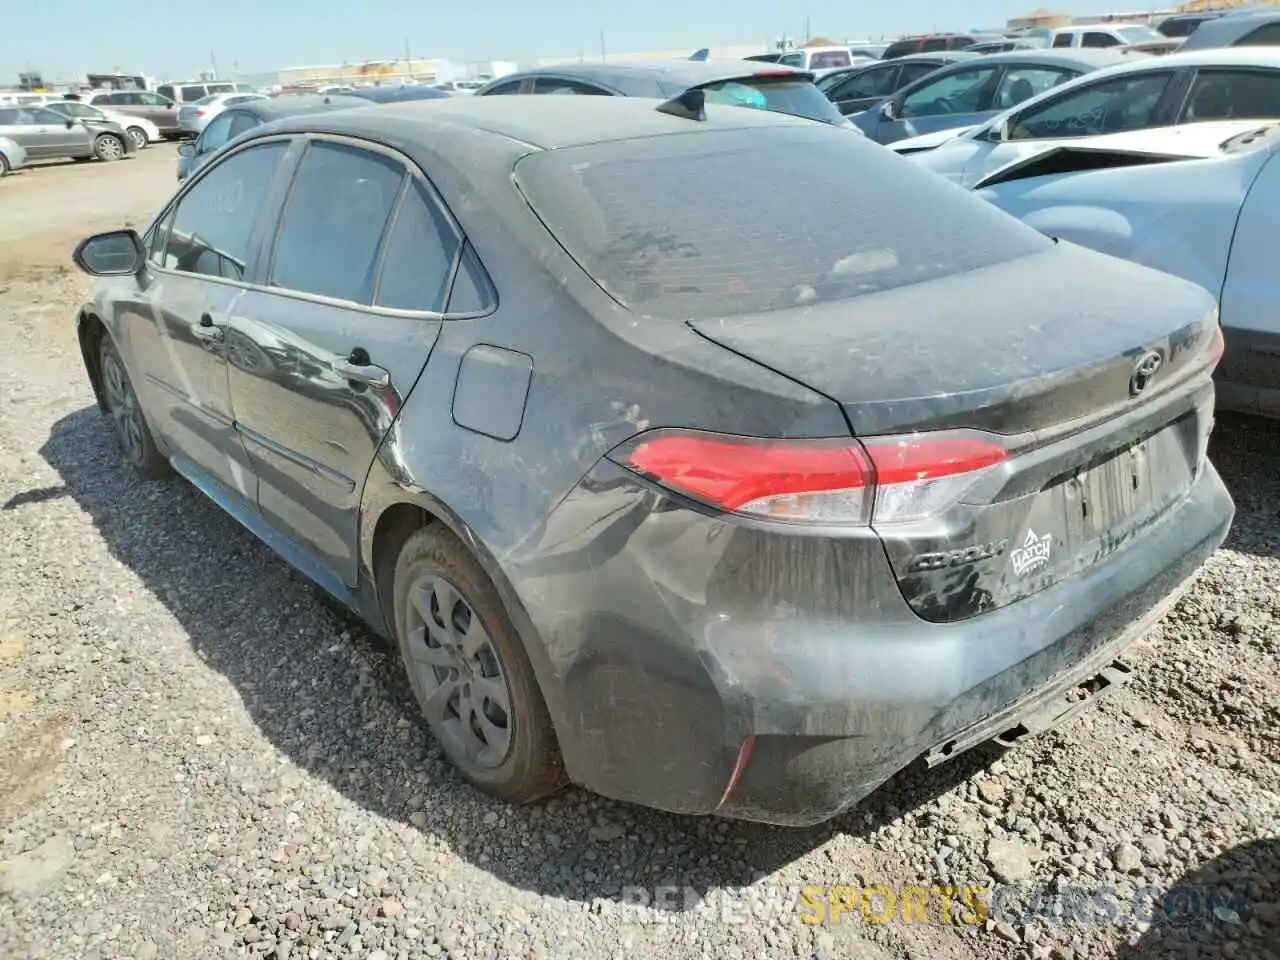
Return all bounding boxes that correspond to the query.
[8,0,1144,81]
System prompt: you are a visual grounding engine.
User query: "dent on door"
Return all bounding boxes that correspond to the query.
[225,294,443,583]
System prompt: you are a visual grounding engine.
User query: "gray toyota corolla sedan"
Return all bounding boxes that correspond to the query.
[70,95,1233,826]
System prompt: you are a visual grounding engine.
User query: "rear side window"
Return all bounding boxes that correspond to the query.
[698,77,847,125]
[1082,31,1121,48]
[227,112,260,138]
[881,40,919,59]
[920,38,949,52]
[157,85,175,101]
[481,80,524,95]
[1052,33,1075,48]
[180,85,206,102]
[1237,23,1280,46]
[810,51,851,69]
[514,127,1049,320]
[827,65,898,102]
[374,178,460,312]
[270,141,404,303]
[1182,68,1280,120]
[532,78,611,95]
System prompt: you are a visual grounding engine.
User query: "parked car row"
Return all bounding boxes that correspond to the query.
[0,103,139,173]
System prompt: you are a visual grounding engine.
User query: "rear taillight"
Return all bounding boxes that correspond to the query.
[616,429,1009,526]
[192,109,205,117]
[1208,325,1225,368]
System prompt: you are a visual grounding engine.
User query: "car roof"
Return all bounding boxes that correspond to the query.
[481,58,811,89]
[1179,11,1280,50]
[258,91,818,154]
[932,48,1135,69]
[231,94,372,119]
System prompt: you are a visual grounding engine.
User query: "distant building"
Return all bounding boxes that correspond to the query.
[1007,7,1073,29]
[277,58,458,90]
[536,44,769,67]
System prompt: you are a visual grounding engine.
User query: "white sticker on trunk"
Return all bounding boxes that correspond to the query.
[1010,529,1052,577]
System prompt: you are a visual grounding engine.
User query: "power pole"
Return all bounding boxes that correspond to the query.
[210,50,219,79]
[805,15,811,41]
[404,36,412,78]
[599,26,607,63]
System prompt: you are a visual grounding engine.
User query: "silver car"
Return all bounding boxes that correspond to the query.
[0,104,135,163]
[0,135,27,175]
[178,93,269,135]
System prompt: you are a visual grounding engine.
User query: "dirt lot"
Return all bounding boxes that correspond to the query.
[0,146,1276,960]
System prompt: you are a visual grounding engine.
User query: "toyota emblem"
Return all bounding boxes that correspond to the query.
[1130,350,1163,397]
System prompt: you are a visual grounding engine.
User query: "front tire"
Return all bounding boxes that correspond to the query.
[393,526,564,804]
[93,133,125,162]
[99,337,169,479]
[126,127,148,150]
[0,154,8,177]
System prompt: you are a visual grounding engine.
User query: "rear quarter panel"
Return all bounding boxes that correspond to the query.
[1221,150,1280,337]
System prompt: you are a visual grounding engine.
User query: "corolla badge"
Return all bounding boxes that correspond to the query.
[1129,350,1163,397]
[1010,529,1052,577]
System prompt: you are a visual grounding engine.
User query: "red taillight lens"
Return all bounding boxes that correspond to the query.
[193,109,205,117]
[1208,325,1226,367]
[618,429,1009,526]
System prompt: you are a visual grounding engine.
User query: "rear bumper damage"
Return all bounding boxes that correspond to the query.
[513,459,1233,827]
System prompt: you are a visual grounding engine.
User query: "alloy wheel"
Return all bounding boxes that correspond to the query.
[97,136,123,161]
[404,574,513,768]
[101,350,146,465]
[128,128,147,150]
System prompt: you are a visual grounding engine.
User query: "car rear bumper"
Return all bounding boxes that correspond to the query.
[513,458,1233,826]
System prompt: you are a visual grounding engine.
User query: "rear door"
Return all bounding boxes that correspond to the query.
[226,137,462,584]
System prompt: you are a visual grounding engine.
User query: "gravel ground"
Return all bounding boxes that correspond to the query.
[0,146,1276,960]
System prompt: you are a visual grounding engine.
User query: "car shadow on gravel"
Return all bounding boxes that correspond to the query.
[1115,836,1278,960]
[1209,413,1280,562]
[31,404,1277,913]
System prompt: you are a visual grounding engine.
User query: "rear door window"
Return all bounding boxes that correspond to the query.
[180,85,206,102]
[778,53,805,67]
[480,79,524,95]
[1182,68,1280,120]
[1010,71,1175,139]
[896,61,948,87]
[810,51,852,69]
[156,84,175,101]
[1052,33,1075,48]
[994,66,1078,110]
[197,113,236,153]
[227,111,261,138]
[1082,31,1121,48]
[920,37,949,52]
[827,65,900,102]
[513,126,1049,320]
[268,141,404,304]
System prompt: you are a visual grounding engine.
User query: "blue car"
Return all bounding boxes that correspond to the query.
[852,48,1133,144]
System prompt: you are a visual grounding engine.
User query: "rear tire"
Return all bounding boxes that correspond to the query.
[126,127,148,150]
[99,337,169,479]
[393,525,564,804]
[0,154,8,177]
[93,133,125,162]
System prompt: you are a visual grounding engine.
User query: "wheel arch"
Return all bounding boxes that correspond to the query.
[361,481,570,740]
[77,309,109,412]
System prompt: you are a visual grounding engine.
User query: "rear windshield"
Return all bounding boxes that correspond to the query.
[515,125,1050,320]
[688,77,848,126]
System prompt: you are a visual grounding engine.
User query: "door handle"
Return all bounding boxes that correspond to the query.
[332,348,390,388]
[193,313,224,343]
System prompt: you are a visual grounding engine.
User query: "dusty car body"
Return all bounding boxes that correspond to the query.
[71,96,1232,826]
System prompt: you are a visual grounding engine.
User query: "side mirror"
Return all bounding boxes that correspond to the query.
[991,117,1013,142]
[73,229,146,277]
[879,100,899,121]
[177,142,196,159]
[65,119,76,128]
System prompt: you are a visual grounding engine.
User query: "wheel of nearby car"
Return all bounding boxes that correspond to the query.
[0,154,8,177]
[126,127,148,150]
[93,133,125,162]
[99,337,169,479]
[392,525,564,803]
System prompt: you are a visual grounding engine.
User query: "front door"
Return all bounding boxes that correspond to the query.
[0,106,78,158]
[129,139,293,504]
[227,139,456,584]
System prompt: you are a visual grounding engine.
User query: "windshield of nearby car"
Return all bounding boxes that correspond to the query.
[514,125,1049,320]
[1116,25,1164,43]
[695,76,849,126]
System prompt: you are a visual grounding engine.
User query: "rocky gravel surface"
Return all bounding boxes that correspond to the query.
[0,150,1277,960]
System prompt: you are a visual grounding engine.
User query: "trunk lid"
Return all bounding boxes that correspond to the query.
[690,242,1222,622]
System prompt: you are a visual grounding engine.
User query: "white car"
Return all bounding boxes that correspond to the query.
[977,121,1280,419]
[177,92,269,135]
[894,47,1280,187]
